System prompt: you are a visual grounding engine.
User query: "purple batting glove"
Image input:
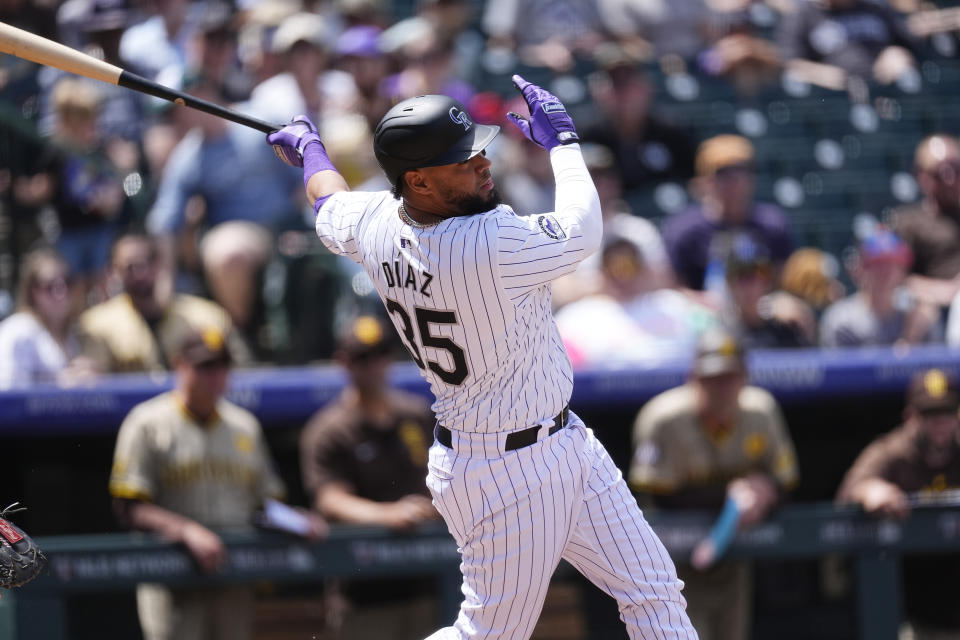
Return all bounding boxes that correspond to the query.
[506,74,579,151]
[266,115,322,168]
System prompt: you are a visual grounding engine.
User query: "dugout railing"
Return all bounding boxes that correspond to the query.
[1,503,959,640]
[4,345,960,638]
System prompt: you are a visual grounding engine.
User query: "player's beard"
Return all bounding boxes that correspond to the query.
[445,186,502,216]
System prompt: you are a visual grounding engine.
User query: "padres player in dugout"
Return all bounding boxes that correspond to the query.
[267,76,698,638]
[837,368,960,638]
[109,326,326,640]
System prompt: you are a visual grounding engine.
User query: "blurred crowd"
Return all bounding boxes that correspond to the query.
[1,0,959,387]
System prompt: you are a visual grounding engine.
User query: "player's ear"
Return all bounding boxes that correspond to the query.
[405,169,432,196]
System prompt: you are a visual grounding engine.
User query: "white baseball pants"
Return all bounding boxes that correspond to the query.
[425,413,699,640]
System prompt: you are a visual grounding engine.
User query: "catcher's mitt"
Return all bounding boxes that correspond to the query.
[0,503,46,589]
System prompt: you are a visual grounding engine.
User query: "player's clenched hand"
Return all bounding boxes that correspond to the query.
[380,495,440,531]
[180,521,228,573]
[266,114,323,168]
[507,74,579,151]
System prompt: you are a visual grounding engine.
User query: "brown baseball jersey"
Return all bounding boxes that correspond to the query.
[300,388,435,608]
[630,384,799,496]
[836,423,960,631]
[837,423,960,498]
[300,389,434,502]
[80,293,248,373]
[109,391,285,528]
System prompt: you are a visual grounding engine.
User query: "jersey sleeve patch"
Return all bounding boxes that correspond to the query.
[537,214,567,240]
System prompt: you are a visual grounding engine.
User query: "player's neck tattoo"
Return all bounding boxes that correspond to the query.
[399,202,442,229]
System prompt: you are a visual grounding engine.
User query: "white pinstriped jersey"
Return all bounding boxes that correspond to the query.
[316,145,602,434]
[316,142,698,640]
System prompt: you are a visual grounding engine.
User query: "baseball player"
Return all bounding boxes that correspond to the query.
[109,326,326,640]
[267,76,697,639]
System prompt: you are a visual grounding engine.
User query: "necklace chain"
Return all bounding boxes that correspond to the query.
[399,202,441,229]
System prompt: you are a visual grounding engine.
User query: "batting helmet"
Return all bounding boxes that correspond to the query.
[373,95,500,185]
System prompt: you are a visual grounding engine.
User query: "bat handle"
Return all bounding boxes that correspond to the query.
[117,71,280,134]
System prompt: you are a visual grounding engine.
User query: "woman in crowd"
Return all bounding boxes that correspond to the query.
[0,247,97,389]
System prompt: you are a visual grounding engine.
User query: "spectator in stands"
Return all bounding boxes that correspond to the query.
[698,23,784,99]
[52,0,146,149]
[192,2,249,104]
[378,18,475,106]
[582,44,696,193]
[556,233,716,367]
[663,134,794,297]
[119,0,199,84]
[109,325,326,640]
[780,247,846,318]
[596,0,724,63]
[334,0,389,28]
[837,368,960,639]
[0,247,97,389]
[630,327,799,640]
[552,142,676,308]
[416,0,485,81]
[233,0,299,90]
[722,235,816,349]
[32,77,126,303]
[0,0,58,39]
[777,0,922,89]
[481,0,608,71]
[79,232,249,373]
[147,73,302,341]
[299,316,439,640]
[248,11,359,127]
[892,135,960,308]
[820,227,942,347]
[334,25,392,129]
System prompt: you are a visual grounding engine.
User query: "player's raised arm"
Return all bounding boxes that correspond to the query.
[266,115,349,214]
[495,77,603,298]
[507,75,603,255]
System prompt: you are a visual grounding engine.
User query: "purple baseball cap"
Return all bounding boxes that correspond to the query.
[335,25,383,58]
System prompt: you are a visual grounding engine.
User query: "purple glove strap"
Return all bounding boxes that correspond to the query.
[302,139,337,191]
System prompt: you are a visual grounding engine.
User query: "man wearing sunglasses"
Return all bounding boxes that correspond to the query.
[892,135,960,308]
[663,134,794,301]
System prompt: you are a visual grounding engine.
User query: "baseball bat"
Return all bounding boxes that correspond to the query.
[0,21,280,134]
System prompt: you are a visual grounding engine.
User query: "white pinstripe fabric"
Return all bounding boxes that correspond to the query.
[314,144,697,639]
[425,415,697,640]
[315,147,599,434]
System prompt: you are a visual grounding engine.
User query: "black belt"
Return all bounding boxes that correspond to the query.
[436,405,569,452]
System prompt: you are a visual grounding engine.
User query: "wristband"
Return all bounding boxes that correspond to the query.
[302,139,338,191]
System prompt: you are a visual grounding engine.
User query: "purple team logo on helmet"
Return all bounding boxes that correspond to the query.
[449,107,473,131]
[538,215,567,240]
